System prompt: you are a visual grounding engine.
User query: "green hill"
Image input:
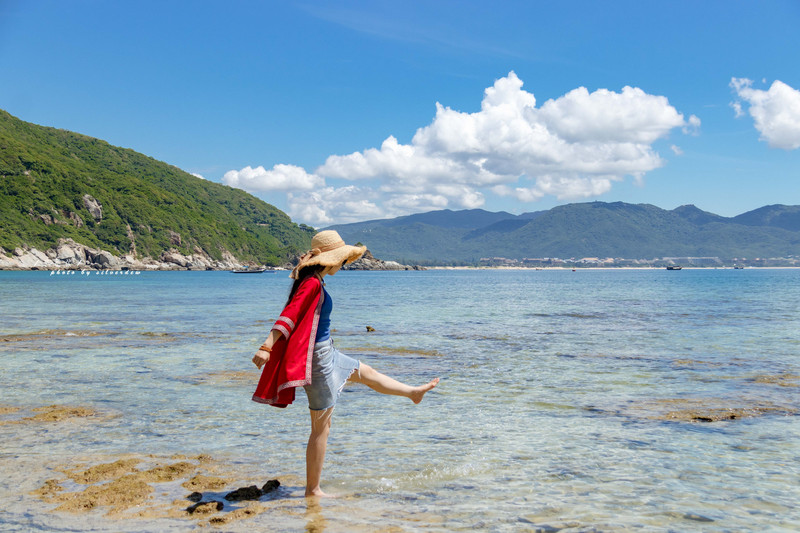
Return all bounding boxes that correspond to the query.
[0,110,313,265]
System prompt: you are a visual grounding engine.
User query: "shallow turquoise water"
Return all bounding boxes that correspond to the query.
[1,269,798,531]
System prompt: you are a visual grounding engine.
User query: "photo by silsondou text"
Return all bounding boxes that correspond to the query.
[49,270,142,277]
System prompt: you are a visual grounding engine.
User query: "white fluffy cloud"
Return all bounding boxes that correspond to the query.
[287,186,385,226]
[225,72,697,225]
[731,77,800,150]
[318,72,696,204]
[222,164,324,192]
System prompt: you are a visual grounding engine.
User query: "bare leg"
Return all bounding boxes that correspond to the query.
[306,408,334,498]
[349,363,439,404]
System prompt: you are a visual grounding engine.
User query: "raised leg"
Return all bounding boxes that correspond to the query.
[349,363,439,404]
[306,408,334,497]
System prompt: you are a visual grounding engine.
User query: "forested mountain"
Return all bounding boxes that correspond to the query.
[0,110,312,265]
[327,202,800,264]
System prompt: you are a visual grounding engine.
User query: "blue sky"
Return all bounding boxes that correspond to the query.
[1,1,799,226]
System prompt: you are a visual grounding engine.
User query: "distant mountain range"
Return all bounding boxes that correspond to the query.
[326,203,800,264]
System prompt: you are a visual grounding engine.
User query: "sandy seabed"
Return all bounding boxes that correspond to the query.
[0,404,305,529]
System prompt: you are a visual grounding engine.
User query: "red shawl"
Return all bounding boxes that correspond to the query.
[252,276,322,407]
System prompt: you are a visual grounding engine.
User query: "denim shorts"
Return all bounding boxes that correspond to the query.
[304,339,360,411]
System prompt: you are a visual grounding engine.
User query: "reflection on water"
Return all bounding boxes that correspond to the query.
[304,499,328,533]
[1,269,799,531]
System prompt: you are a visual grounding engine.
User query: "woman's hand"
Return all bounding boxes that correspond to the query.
[252,348,270,369]
[252,330,280,370]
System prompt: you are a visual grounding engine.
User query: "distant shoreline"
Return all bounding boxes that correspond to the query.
[3,265,799,273]
[428,265,800,271]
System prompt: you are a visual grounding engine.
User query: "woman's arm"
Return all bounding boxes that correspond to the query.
[252,277,321,370]
[252,329,282,369]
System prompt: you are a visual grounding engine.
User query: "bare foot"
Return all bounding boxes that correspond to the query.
[305,488,336,498]
[409,378,440,404]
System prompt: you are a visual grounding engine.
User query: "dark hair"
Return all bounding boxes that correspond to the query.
[286,264,326,306]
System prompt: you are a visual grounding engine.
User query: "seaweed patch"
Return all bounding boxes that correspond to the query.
[0,404,105,426]
[752,373,800,387]
[627,398,797,423]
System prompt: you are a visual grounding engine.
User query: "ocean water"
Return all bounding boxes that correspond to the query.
[1,268,798,531]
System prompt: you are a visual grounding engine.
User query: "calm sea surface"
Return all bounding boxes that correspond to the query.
[1,269,798,531]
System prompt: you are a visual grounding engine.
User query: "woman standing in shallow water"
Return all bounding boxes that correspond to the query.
[251,230,439,498]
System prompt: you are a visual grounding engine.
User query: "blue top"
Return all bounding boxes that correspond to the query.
[315,286,332,342]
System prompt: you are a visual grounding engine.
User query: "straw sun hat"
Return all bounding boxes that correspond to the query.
[290,230,366,279]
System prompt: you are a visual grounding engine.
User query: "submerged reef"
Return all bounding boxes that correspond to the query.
[31,454,285,526]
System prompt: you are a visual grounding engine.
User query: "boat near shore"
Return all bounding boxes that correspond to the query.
[666,265,682,270]
[231,267,272,274]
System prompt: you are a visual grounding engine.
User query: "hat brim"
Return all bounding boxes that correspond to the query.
[296,244,367,270]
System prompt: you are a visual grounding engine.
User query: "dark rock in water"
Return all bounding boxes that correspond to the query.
[224,485,262,501]
[186,500,223,515]
[684,513,715,523]
[366,326,375,332]
[261,479,280,493]
[187,491,203,502]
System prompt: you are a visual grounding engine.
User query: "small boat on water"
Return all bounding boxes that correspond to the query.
[232,267,269,274]
[666,266,682,270]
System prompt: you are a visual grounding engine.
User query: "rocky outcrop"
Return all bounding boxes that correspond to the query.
[223,486,262,501]
[0,239,244,271]
[168,230,182,246]
[82,194,103,221]
[69,211,84,228]
[160,250,190,268]
[186,500,223,515]
[56,242,83,263]
[126,225,137,256]
[344,249,425,271]
[159,247,227,270]
[223,479,280,502]
[87,249,119,268]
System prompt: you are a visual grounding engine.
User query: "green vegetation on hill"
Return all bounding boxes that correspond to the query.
[732,204,800,232]
[0,110,313,264]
